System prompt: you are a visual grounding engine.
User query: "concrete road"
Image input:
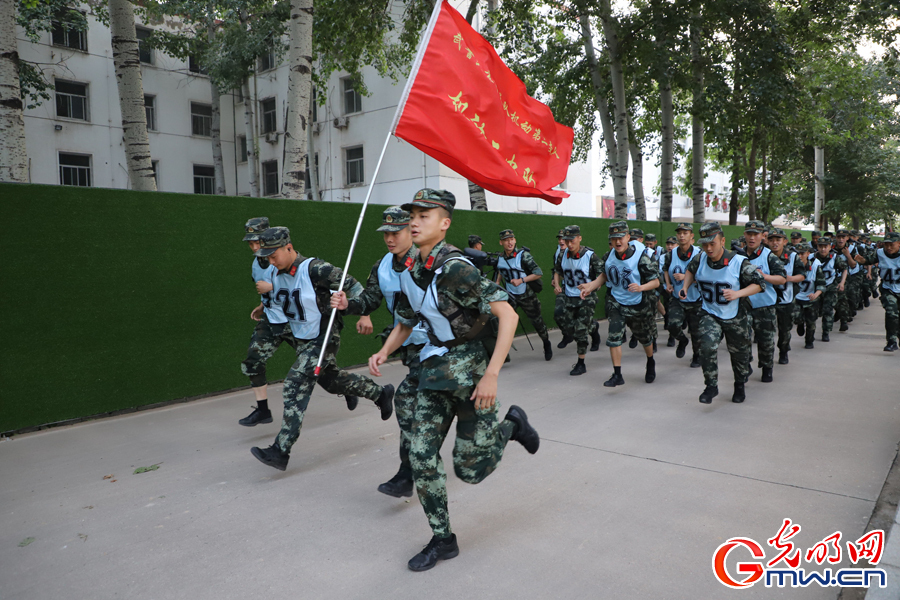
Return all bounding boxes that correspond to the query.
[2,304,899,599]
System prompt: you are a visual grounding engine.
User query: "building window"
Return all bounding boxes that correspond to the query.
[188,54,207,75]
[262,160,278,196]
[345,146,364,186]
[136,27,153,64]
[260,98,277,134]
[151,160,159,188]
[51,13,86,51]
[191,102,212,137]
[59,152,91,186]
[311,87,317,122]
[342,78,361,115]
[238,136,248,163]
[193,165,215,194]
[304,153,319,194]
[144,95,156,131]
[55,80,89,121]
[259,45,276,72]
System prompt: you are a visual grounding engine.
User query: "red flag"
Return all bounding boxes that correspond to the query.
[392,1,574,204]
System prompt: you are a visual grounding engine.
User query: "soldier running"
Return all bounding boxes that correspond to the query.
[854,231,900,352]
[744,220,787,383]
[663,223,702,368]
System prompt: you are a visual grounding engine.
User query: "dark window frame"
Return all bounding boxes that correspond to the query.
[342,78,362,115]
[345,146,364,186]
[144,94,156,131]
[262,160,279,196]
[59,152,92,186]
[136,27,153,64]
[193,164,215,195]
[55,79,89,121]
[51,12,87,51]
[190,102,212,137]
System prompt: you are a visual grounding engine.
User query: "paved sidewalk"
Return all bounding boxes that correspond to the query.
[2,304,899,599]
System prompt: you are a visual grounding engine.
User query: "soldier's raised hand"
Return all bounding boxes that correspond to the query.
[330,290,349,310]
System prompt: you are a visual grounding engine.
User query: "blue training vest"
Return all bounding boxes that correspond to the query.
[605,241,646,306]
[818,253,838,287]
[668,246,701,303]
[877,249,900,294]
[695,253,747,320]
[561,247,594,297]
[252,257,287,324]
[748,247,778,309]
[376,253,429,347]
[775,252,797,305]
[497,251,527,295]
[796,257,823,302]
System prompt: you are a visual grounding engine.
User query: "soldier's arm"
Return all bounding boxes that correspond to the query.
[842,246,858,269]
[731,260,764,299]
[680,254,701,297]
[521,251,543,283]
[786,259,806,283]
[760,253,787,285]
[314,260,364,301]
[580,251,608,296]
[632,253,660,292]
[814,267,827,292]
[589,250,604,281]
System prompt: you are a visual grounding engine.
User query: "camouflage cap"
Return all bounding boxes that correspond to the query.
[884,232,900,243]
[254,226,290,257]
[811,230,822,237]
[468,234,483,246]
[376,206,410,232]
[499,229,515,240]
[609,221,629,239]
[556,229,565,238]
[698,222,724,244]
[768,228,786,238]
[837,229,851,237]
[562,225,582,240]
[795,242,813,253]
[674,222,693,232]
[242,217,270,241]
[790,231,803,239]
[401,188,456,215]
[645,233,657,242]
[816,236,833,246]
[744,220,766,233]
[851,229,861,236]
[823,231,834,237]
[666,236,677,244]
[629,228,644,238]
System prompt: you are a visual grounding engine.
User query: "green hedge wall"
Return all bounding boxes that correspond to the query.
[0,183,786,432]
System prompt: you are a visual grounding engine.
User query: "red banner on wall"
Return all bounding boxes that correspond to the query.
[393,1,574,204]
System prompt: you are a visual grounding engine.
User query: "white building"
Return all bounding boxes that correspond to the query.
[14,4,596,217]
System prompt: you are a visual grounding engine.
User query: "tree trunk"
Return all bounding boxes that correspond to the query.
[207,14,225,195]
[579,12,624,210]
[690,12,704,223]
[109,0,156,191]
[659,81,674,221]
[729,150,741,226]
[242,80,259,197]
[599,0,629,219]
[0,0,28,183]
[464,0,488,211]
[747,131,758,221]
[281,0,313,199]
[627,116,645,220]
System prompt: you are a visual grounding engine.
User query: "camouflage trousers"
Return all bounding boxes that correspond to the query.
[775,303,795,353]
[509,290,549,341]
[821,287,842,332]
[749,305,777,369]
[667,299,702,357]
[847,271,863,310]
[606,297,654,348]
[796,299,821,343]
[394,345,423,475]
[881,289,900,344]
[410,386,515,538]
[698,311,752,387]
[274,333,383,454]
[241,317,296,388]
[556,294,597,355]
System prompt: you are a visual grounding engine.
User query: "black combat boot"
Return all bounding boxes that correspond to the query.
[805,338,815,349]
[645,357,656,383]
[652,340,658,353]
[676,336,688,359]
[557,334,574,349]
[603,370,625,387]
[569,360,586,376]
[885,342,899,352]
[250,444,289,471]
[543,338,553,361]
[667,335,676,347]
[761,367,773,383]
[408,534,459,572]
[375,384,395,420]
[839,322,849,332]
[732,382,746,403]
[699,385,718,404]
[778,350,789,365]
[378,468,414,498]
[505,405,540,454]
[344,395,359,411]
[590,325,601,352]
[797,322,805,336]
[629,334,638,349]
[239,405,273,427]
[690,353,701,368]
[822,332,830,342]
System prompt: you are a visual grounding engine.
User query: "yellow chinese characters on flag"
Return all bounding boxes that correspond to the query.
[393,1,574,204]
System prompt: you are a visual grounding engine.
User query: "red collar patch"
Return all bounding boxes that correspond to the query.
[404,256,414,270]
[723,258,730,266]
[425,255,435,270]
[289,265,298,276]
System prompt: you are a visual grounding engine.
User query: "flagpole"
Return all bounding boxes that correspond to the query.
[313,0,445,376]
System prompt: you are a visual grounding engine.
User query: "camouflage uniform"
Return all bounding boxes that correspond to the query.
[835,235,862,314]
[686,251,766,387]
[273,254,384,454]
[663,244,703,361]
[856,235,900,347]
[774,249,805,354]
[746,246,787,369]
[600,246,660,347]
[795,251,827,344]
[500,247,549,341]
[815,248,848,334]
[345,245,423,478]
[394,240,516,539]
[241,315,297,387]
[554,241,603,355]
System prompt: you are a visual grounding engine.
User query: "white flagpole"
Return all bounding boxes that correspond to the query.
[314,0,445,375]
